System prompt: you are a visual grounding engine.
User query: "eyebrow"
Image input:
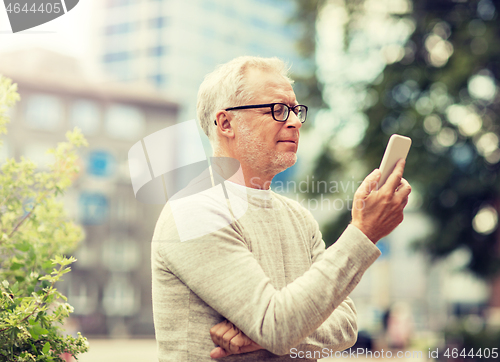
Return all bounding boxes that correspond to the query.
[270,98,298,106]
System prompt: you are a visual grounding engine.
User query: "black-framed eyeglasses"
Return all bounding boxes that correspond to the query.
[214,103,308,125]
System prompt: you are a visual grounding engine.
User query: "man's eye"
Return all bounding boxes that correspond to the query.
[274,105,285,114]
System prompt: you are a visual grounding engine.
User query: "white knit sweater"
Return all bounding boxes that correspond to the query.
[151,180,381,361]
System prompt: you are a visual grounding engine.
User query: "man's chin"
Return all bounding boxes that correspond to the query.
[274,153,297,172]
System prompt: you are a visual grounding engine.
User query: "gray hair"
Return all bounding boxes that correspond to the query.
[196,56,293,150]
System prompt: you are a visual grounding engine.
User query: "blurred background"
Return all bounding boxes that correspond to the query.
[1,0,499,361]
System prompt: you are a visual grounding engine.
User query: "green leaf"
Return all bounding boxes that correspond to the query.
[29,341,38,353]
[29,328,39,340]
[42,341,50,354]
[10,262,23,271]
[15,243,30,252]
[42,260,54,270]
[29,324,49,339]
[11,281,19,293]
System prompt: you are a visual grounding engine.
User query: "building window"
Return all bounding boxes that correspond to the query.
[71,100,100,135]
[106,0,134,7]
[149,17,167,28]
[87,150,116,178]
[25,94,63,131]
[102,238,140,272]
[105,104,145,140]
[104,61,134,82]
[104,22,135,35]
[65,276,98,315]
[79,192,109,225]
[102,275,140,316]
[148,46,166,57]
[103,51,131,63]
[150,74,167,88]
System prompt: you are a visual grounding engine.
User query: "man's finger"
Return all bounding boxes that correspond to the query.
[395,178,411,198]
[210,320,232,346]
[210,346,229,359]
[228,331,251,352]
[382,159,405,192]
[356,169,381,198]
[221,325,240,353]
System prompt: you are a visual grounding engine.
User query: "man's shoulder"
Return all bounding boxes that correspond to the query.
[153,184,238,243]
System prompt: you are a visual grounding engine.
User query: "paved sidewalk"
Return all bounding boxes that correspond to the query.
[77,339,157,362]
[77,339,428,362]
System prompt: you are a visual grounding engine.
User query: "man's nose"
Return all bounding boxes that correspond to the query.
[285,111,303,129]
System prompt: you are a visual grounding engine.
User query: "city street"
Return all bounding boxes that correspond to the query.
[78,339,430,362]
[78,339,157,362]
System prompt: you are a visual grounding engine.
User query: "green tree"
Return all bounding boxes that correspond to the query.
[0,75,89,361]
[293,0,500,280]
[362,0,500,281]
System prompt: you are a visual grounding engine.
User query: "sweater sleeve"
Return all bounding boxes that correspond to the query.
[294,218,380,353]
[154,200,381,356]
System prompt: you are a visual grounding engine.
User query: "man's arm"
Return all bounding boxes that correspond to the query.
[296,297,358,352]
[268,160,411,354]
[293,222,361,353]
[209,225,362,358]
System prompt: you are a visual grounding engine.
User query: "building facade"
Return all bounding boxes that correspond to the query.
[0,48,179,336]
[96,0,304,120]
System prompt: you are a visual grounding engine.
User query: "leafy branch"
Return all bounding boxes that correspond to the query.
[0,75,89,361]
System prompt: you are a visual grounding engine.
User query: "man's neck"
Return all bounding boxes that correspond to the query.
[242,171,273,190]
[211,152,274,190]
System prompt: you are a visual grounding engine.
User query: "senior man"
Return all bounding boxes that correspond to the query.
[151,56,411,362]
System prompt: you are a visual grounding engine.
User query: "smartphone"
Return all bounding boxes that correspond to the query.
[377,134,412,190]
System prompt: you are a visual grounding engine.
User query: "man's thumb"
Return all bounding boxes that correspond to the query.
[210,347,229,359]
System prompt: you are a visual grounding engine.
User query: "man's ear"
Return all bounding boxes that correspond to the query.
[215,110,235,139]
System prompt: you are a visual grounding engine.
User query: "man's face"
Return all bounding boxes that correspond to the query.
[230,68,302,178]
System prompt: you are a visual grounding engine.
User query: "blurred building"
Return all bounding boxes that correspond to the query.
[0,48,179,337]
[94,0,304,121]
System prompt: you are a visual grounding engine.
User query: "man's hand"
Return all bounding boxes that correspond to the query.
[351,159,411,243]
[209,320,263,359]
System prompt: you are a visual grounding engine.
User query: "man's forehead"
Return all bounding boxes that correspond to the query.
[244,68,296,102]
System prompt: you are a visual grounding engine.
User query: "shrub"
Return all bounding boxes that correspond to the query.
[0,75,89,361]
